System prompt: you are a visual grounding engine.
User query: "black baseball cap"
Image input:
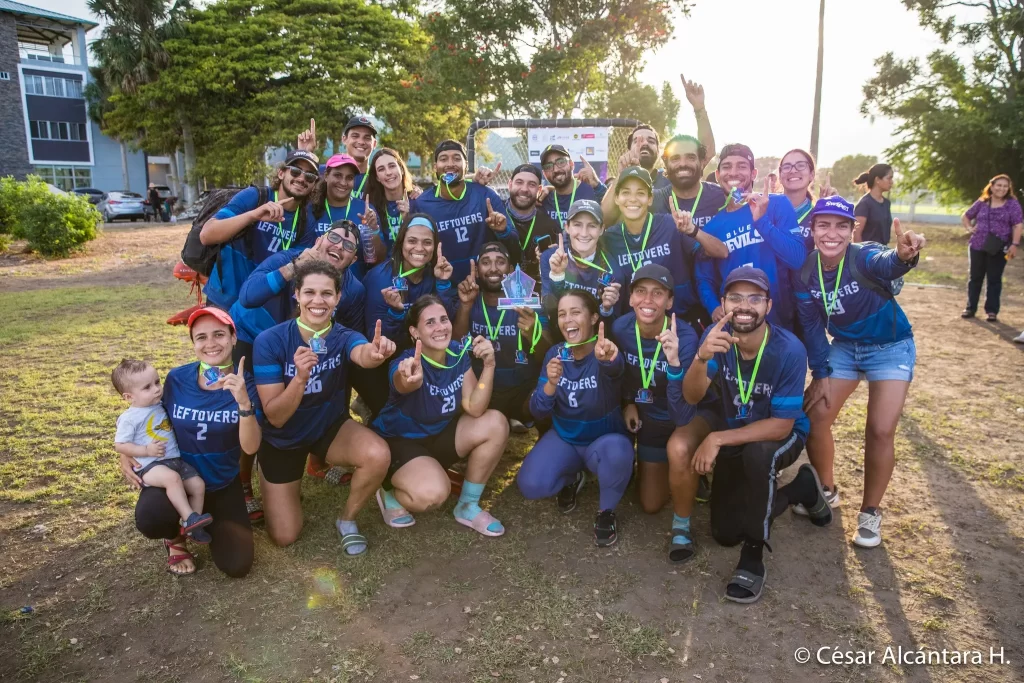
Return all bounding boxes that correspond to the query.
[510,163,542,182]
[566,199,603,224]
[540,144,570,165]
[478,242,509,259]
[723,266,770,295]
[343,116,378,136]
[434,139,467,161]
[630,264,674,292]
[719,143,755,168]
[284,150,320,172]
[615,166,653,192]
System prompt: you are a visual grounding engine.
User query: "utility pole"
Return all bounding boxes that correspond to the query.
[809,0,825,159]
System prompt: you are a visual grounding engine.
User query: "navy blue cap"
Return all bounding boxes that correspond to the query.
[566,198,603,224]
[541,144,570,165]
[719,143,755,168]
[723,266,770,295]
[343,116,378,136]
[809,196,856,222]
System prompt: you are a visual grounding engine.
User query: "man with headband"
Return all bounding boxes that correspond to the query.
[415,139,522,282]
[504,163,561,281]
[453,242,552,432]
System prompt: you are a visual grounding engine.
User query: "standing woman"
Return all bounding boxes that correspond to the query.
[852,163,894,244]
[516,290,634,547]
[960,174,1022,322]
[371,295,510,535]
[777,149,833,248]
[365,148,420,253]
[795,198,927,548]
[122,308,262,577]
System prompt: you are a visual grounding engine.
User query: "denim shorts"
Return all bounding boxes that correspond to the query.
[829,338,916,382]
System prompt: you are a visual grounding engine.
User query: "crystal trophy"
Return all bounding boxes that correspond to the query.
[498,265,542,310]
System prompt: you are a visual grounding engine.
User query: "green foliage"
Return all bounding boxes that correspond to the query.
[862,0,1023,202]
[830,154,878,195]
[0,176,101,257]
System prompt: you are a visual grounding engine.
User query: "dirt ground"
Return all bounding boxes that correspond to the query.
[1,224,1022,683]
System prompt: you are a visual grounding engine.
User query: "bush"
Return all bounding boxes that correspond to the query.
[0,175,101,257]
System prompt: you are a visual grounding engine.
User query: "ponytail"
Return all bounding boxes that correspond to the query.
[854,163,892,189]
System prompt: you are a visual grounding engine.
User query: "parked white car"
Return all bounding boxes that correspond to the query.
[97,191,146,222]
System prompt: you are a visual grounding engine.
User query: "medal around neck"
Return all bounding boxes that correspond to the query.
[636,388,654,404]
[441,172,458,184]
[558,345,575,362]
[202,367,223,386]
[729,186,745,204]
[309,336,328,355]
[498,265,542,310]
[392,276,409,291]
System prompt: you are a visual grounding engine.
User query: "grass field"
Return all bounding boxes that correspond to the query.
[1,223,1023,683]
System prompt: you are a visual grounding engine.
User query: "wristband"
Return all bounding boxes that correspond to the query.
[694,351,709,364]
[549,271,566,282]
[1013,242,1020,247]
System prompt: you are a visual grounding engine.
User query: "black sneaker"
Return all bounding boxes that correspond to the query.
[557,471,585,514]
[594,509,618,547]
[695,474,711,503]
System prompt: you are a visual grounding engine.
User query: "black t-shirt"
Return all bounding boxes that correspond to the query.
[854,194,892,244]
[507,206,560,280]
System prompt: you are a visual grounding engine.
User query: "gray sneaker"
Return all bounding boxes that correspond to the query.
[853,510,883,548]
[793,485,839,516]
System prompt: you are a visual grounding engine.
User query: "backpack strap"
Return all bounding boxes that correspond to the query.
[845,242,898,337]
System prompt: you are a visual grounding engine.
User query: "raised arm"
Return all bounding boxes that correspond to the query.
[681,74,716,161]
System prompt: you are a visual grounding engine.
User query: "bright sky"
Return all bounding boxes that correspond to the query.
[43,0,946,167]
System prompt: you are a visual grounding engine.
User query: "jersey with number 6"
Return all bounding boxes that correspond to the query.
[162,362,263,491]
[253,319,368,449]
[529,345,627,445]
[372,341,471,439]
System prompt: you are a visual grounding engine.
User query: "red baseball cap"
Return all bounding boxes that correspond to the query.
[325,153,360,171]
[187,306,235,331]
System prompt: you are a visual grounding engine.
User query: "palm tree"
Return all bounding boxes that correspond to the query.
[809,0,825,159]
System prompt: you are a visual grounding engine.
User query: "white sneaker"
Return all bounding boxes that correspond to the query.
[792,486,840,516]
[853,510,883,548]
[1013,331,1024,344]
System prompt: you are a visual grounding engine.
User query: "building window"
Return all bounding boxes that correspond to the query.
[29,121,89,141]
[33,166,92,191]
[25,74,43,94]
[23,75,83,98]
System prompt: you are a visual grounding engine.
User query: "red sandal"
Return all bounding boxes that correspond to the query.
[164,538,195,576]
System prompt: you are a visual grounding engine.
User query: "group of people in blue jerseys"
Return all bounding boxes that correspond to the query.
[116,100,927,604]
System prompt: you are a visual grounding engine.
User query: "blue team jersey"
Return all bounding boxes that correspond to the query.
[611,312,698,426]
[538,246,629,322]
[539,180,601,224]
[233,248,366,342]
[529,345,627,445]
[362,261,457,340]
[162,362,263,491]
[695,195,806,329]
[204,187,315,310]
[794,243,915,377]
[252,319,367,449]
[602,213,703,316]
[701,323,809,439]
[791,196,816,250]
[414,182,515,282]
[372,341,471,438]
[651,182,726,231]
[651,169,672,190]
[310,197,380,280]
[468,298,545,390]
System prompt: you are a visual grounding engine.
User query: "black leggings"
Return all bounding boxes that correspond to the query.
[135,476,254,578]
[710,433,805,548]
[966,247,1008,315]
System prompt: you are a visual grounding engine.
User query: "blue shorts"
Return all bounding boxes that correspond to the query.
[829,338,916,383]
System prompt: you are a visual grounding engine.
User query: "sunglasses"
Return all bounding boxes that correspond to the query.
[326,227,357,252]
[285,165,319,184]
[542,157,571,171]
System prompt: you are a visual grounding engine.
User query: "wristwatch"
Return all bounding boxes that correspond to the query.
[238,406,255,418]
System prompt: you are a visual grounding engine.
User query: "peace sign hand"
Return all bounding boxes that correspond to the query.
[594,322,619,362]
[748,178,772,223]
[485,198,507,232]
[658,314,681,367]
[398,340,424,385]
[697,311,737,361]
[458,259,480,304]
[434,243,453,281]
[549,233,569,276]
[297,118,317,153]
[671,204,697,236]
[893,218,926,262]
[575,155,599,187]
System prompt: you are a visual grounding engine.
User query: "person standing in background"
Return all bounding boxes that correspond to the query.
[960,174,1022,323]
[852,164,894,244]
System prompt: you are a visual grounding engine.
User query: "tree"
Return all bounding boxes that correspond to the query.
[830,153,877,196]
[861,0,1023,203]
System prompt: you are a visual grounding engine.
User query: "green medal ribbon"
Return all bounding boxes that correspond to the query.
[513,211,537,250]
[199,361,232,381]
[816,253,846,319]
[734,327,770,408]
[397,263,423,279]
[421,337,472,370]
[324,199,353,225]
[296,320,332,338]
[435,178,468,201]
[354,171,368,199]
[273,191,300,250]
[634,318,668,391]
[481,302,507,344]
[621,213,654,272]
[517,311,543,354]
[571,250,613,274]
[670,182,704,215]
[564,334,598,349]
[554,180,578,219]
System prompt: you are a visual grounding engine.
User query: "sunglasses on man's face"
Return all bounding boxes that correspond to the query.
[326,228,357,252]
[286,165,319,184]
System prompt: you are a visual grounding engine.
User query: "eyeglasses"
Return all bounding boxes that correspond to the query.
[779,161,811,174]
[542,157,571,171]
[286,165,319,184]
[326,228,357,252]
[725,293,768,306]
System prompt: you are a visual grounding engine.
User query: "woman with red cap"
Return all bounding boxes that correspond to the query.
[119,307,262,577]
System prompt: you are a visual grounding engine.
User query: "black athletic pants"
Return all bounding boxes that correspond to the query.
[709,433,805,547]
[966,247,1007,315]
[134,476,254,578]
